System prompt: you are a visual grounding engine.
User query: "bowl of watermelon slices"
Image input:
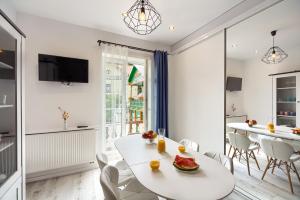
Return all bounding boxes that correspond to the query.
[173,155,199,172]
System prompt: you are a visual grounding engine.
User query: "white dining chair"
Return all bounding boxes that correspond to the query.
[179,138,199,152]
[260,138,300,193]
[227,132,234,156]
[227,132,260,176]
[100,165,159,200]
[96,154,134,187]
[204,152,234,174]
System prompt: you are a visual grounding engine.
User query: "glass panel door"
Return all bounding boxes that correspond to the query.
[103,55,149,155]
[127,57,147,134]
[0,26,17,186]
[276,76,296,127]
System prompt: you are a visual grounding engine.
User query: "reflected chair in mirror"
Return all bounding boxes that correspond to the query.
[227,132,234,156]
[204,152,234,174]
[100,165,159,200]
[227,132,260,176]
[260,138,300,194]
[96,154,134,187]
[179,139,199,152]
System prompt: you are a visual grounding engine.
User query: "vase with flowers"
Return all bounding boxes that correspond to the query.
[58,107,70,130]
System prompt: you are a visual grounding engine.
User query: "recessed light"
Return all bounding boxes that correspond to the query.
[122,12,128,17]
[169,25,175,31]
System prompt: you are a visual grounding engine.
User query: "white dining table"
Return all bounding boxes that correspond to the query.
[114,134,235,200]
[227,122,300,141]
[227,122,300,151]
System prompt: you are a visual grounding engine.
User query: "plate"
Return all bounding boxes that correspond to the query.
[173,161,199,172]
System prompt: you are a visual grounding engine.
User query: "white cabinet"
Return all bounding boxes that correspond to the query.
[0,178,21,200]
[272,72,300,127]
[226,115,247,133]
[0,11,25,200]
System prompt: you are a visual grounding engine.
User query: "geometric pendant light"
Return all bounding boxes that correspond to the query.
[123,0,162,35]
[261,30,288,64]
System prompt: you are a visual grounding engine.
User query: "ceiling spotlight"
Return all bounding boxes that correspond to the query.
[169,25,175,31]
[122,12,128,17]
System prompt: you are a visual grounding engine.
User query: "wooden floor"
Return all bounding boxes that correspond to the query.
[226,144,300,199]
[26,169,103,200]
[26,149,300,200]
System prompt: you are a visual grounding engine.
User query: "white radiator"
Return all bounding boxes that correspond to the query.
[26,129,96,174]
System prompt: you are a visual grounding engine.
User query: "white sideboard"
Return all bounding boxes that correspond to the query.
[226,114,247,133]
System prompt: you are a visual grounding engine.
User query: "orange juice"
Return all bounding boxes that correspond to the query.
[157,139,166,153]
[178,145,185,153]
[150,160,160,170]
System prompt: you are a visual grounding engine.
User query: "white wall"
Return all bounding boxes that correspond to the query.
[169,31,225,153]
[0,0,16,22]
[226,58,245,115]
[16,13,170,134]
[243,46,300,125]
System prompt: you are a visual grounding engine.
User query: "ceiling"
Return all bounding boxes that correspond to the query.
[227,0,300,61]
[11,0,243,45]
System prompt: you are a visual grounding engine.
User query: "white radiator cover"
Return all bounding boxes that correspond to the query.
[26,130,96,174]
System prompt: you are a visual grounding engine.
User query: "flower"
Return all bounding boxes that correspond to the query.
[58,107,70,120]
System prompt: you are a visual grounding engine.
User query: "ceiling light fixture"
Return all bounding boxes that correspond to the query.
[123,0,161,35]
[169,25,175,31]
[261,30,288,64]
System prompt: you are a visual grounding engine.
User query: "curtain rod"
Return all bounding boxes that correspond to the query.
[97,40,155,53]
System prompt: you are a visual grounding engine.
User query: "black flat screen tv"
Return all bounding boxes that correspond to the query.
[39,54,88,83]
[226,76,242,91]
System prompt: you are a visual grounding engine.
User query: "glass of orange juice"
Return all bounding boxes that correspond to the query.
[157,128,166,153]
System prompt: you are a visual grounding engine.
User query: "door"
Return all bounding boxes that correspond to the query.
[0,15,22,198]
[102,48,151,155]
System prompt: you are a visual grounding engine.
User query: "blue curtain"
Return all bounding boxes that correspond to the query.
[154,50,169,137]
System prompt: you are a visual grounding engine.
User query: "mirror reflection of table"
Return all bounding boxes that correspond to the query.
[227,122,300,151]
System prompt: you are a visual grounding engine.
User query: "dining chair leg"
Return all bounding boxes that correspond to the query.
[286,162,294,194]
[245,151,250,176]
[239,149,242,162]
[291,162,300,183]
[232,148,237,159]
[251,151,260,170]
[262,158,272,180]
[228,145,232,156]
[272,159,277,174]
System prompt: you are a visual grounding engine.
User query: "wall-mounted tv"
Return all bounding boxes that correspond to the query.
[226,76,242,91]
[39,54,88,83]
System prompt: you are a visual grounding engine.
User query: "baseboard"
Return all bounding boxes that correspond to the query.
[26,161,98,183]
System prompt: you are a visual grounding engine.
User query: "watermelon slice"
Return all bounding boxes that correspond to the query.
[174,155,199,171]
